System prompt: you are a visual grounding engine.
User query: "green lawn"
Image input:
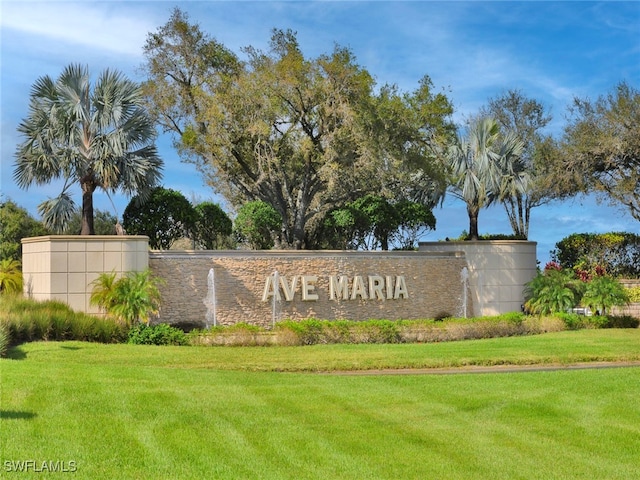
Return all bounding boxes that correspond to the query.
[1,330,640,479]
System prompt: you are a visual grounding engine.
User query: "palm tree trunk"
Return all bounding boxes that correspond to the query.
[81,180,96,235]
[468,205,480,240]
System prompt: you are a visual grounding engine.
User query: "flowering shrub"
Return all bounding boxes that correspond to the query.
[526,264,629,316]
[554,232,640,278]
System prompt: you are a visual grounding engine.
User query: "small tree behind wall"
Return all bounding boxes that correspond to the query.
[193,202,233,249]
[123,187,196,250]
[234,201,283,250]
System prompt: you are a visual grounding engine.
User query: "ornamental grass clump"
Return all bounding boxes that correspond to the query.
[0,296,128,346]
[0,322,8,357]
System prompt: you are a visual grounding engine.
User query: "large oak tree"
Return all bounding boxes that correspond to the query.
[141,8,454,249]
[560,82,640,221]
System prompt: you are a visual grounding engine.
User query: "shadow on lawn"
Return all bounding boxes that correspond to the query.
[0,410,37,420]
[5,347,27,360]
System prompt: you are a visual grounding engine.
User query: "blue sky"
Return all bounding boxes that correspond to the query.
[1,0,639,264]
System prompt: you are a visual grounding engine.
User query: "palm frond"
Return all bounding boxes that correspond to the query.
[37,192,76,233]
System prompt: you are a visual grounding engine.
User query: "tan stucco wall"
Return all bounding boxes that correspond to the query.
[419,241,538,316]
[21,236,149,314]
[148,250,471,328]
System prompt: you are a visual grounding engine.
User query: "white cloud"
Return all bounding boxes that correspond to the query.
[0,1,160,57]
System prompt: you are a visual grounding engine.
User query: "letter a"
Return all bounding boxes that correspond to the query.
[262,275,280,302]
[394,276,409,299]
[351,276,368,300]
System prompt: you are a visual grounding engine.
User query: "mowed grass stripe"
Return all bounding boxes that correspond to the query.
[1,331,640,479]
[6,329,640,371]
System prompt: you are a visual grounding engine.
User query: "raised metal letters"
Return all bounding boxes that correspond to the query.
[262,274,408,302]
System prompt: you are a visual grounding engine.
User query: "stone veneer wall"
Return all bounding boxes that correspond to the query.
[21,236,149,314]
[418,241,538,316]
[613,279,640,318]
[148,250,471,328]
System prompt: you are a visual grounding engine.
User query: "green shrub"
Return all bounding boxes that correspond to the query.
[322,320,353,343]
[128,323,188,346]
[352,319,402,344]
[273,319,404,345]
[554,312,582,330]
[276,319,326,345]
[190,322,275,347]
[190,315,566,347]
[581,314,610,329]
[626,286,640,303]
[604,315,640,328]
[497,311,526,325]
[553,312,636,330]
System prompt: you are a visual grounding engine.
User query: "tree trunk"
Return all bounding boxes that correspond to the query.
[468,205,479,240]
[80,181,96,235]
[381,236,389,251]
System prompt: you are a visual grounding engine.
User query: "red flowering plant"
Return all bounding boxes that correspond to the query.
[543,261,562,272]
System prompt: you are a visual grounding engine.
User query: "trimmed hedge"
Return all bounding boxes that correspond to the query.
[191,314,575,347]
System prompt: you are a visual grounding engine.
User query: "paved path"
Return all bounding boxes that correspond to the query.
[326,361,640,376]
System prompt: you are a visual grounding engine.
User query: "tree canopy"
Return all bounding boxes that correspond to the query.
[559,81,640,222]
[234,200,283,250]
[141,8,454,249]
[123,187,196,250]
[193,201,233,249]
[0,198,49,262]
[553,232,640,279]
[323,195,435,250]
[62,209,119,236]
[13,64,163,234]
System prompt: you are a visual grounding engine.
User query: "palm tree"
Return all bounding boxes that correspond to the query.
[581,276,629,316]
[14,64,163,234]
[90,270,163,326]
[524,267,584,315]
[447,117,524,240]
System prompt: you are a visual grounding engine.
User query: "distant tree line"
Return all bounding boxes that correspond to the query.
[9,7,639,253]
